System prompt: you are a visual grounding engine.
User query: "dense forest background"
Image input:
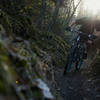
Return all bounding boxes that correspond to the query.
[0,0,100,100]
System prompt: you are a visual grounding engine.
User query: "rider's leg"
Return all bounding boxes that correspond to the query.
[63,61,69,75]
[75,60,79,71]
[77,59,83,69]
[63,57,73,75]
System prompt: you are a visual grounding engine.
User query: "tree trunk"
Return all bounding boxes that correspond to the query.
[48,0,62,31]
[37,0,46,29]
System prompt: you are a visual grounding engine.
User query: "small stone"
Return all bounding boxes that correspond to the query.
[86,88,90,91]
[96,95,100,100]
[56,88,61,91]
[96,95,100,98]
[69,86,73,90]
[83,97,88,100]
[88,79,92,82]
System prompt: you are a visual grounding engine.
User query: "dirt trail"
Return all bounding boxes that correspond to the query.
[55,61,100,100]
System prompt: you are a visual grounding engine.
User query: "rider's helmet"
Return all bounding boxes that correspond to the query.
[77,36,80,42]
[88,34,92,39]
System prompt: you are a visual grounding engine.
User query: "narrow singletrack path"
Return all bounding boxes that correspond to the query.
[55,65,100,100]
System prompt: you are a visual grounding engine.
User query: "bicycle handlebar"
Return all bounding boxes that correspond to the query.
[66,26,97,40]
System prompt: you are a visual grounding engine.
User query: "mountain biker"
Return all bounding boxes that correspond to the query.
[63,32,88,75]
[72,17,100,49]
[64,17,100,75]
[70,17,100,34]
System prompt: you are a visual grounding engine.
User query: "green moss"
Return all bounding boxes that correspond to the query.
[32,87,42,100]
[0,79,7,94]
[0,41,18,89]
[0,10,13,37]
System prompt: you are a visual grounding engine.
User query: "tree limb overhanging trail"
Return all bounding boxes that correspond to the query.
[66,0,82,26]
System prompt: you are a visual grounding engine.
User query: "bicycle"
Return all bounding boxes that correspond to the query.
[63,29,88,75]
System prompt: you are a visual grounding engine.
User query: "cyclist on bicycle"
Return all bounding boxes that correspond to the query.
[63,32,88,75]
[71,17,100,49]
[63,17,100,75]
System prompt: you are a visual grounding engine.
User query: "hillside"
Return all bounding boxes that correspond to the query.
[0,0,100,100]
